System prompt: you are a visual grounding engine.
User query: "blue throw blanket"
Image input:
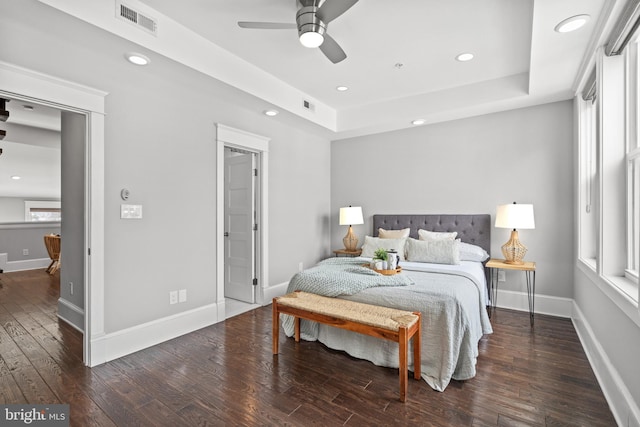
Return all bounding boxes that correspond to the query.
[282,257,414,340]
[286,257,414,296]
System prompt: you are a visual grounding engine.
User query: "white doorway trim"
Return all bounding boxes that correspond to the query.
[216,124,269,321]
[0,61,107,367]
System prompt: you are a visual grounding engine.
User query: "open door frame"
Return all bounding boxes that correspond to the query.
[215,124,269,321]
[0,61,107,367]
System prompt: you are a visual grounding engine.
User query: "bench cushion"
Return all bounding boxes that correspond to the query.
[276,291,419,332]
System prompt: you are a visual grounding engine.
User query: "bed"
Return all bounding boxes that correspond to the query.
[282,214,493,392]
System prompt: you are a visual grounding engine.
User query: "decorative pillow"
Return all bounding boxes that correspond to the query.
[418,229,458,241]
[378,227,410,239]
[405,238,460,265]
[360,236,406,260]
[459,241,490,262]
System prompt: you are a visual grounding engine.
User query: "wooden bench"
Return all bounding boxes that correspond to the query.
[272,291,421,402]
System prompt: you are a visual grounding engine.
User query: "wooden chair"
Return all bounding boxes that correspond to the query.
[44,234,61,274]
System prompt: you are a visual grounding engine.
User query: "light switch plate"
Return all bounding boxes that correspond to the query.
[121,204,143,219]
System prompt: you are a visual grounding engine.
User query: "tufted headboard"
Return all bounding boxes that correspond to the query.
[372,214,491,255]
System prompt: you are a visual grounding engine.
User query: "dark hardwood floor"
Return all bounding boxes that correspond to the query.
[0,269,616,426]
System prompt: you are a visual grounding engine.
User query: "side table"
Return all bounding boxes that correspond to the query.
[333,249,362,257]
[486,258,537,326]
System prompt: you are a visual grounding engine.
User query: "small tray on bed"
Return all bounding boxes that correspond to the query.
[363,264,402,275]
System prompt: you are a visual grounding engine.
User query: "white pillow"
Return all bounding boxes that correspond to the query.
[378,227,410,239]
[405,238,460,265]
[459,241,490,262]
[360,236,406,260]
[418,229,458,241]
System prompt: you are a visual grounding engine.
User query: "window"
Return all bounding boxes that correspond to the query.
[629,153,640,280]
[578,71,598,266]
[627,39,640,281]
[24,201,61,222]
[577,38,640,303]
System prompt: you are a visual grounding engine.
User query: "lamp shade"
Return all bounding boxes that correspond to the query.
[495,203,535,230]
[339,206,363,226]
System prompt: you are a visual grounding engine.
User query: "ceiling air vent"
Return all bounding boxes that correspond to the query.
[116,1,157,36]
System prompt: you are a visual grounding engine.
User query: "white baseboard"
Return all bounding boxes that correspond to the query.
[572,303,640,427]
[495,289,573,318]
[57,298,84,332]
[0,255,50,272]
[262,281,289,305]
[89,302,220,366]
[572,302,640,427]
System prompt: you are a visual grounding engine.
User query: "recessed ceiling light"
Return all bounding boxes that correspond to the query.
[456,53,474,62]
[336,86,349,92]
[555,14,590,33]
[124,52,150,66]
[11,175,21,180]
[264,109,279,117]
[412,119,426,126]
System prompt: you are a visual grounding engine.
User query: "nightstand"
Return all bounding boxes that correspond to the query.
[333,249,362,257]
[486,258,537,326]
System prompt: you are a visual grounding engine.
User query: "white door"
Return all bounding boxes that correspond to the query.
[224,149,255,303]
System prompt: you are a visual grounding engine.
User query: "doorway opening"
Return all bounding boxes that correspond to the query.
[1,61,107,366]
[216,124,269,321]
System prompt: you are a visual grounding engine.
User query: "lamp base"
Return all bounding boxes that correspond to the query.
[501,229,527,265]
[343,225,358,252]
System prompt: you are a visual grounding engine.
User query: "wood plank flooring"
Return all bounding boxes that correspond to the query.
[0,269,616,426]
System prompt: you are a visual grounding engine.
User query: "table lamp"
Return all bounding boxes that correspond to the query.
[495,202,535,264]
[339,206,363,252]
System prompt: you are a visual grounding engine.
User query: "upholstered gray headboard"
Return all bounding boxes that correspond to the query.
[372,214,491,254]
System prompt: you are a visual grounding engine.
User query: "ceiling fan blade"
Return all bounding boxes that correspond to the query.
[237,22,297,29]
[319,33,346,64]
[316,0,359,23]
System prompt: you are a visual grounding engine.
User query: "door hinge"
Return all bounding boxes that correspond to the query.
[253,168,258,176]
[253,223,258,231]
[252,278,258,286]
[88,248,91,256]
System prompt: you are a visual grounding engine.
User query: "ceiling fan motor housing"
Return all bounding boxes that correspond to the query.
[296,6,326,46]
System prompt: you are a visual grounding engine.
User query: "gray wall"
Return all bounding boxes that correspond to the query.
[0,223,61,262]
[59,111,86,324]
[331,101,574,300]
[0,198,28,222]
[1,1,331,333]
[574,269,640,420]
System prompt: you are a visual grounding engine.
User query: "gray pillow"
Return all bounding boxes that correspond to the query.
[405,238,460,265]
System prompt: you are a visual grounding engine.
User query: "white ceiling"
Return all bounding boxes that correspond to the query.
[0,0,612,198]
[133,0,608,138]
[33,0,610,139]
[0,99,61,199]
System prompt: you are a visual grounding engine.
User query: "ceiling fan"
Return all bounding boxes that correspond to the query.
[238,0,359,64]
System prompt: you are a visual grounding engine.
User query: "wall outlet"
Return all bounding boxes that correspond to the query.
[169,290,178,305]
[498,270,506,282]
[178,289,187,303]
[23,249,29,256]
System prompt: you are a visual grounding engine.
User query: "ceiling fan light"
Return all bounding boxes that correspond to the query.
[299,30,324,48]
[296,5,326,48]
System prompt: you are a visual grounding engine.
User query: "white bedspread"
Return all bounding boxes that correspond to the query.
[283,257,493,392]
